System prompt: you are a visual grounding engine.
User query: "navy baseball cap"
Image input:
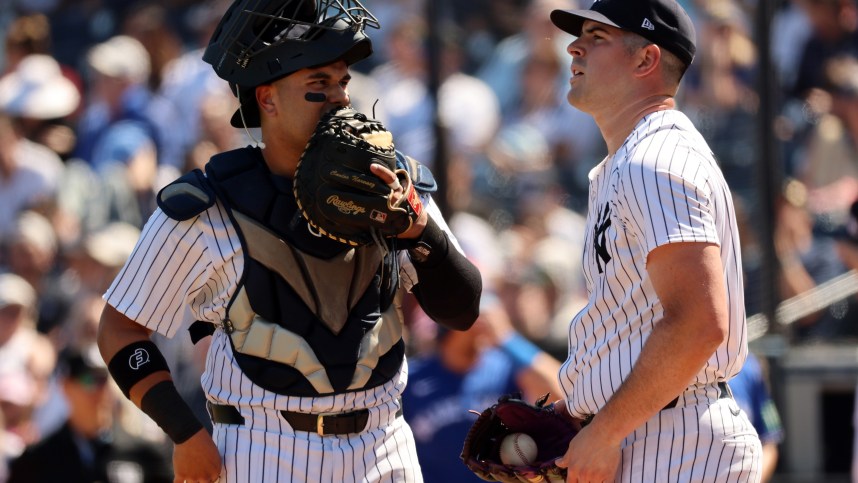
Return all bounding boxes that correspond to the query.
[550,0,697,66]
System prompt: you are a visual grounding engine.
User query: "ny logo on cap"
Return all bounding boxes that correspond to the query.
[641,18,655,30]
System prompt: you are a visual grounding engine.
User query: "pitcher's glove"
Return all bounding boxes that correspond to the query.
[461,394,579,483]
[293,106,423,247]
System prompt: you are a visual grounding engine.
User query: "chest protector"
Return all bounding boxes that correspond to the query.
[161,147,405,396]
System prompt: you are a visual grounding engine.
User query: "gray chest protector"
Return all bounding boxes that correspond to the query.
[157,147,406,396]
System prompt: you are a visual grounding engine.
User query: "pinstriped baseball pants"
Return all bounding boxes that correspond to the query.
[617,398,762,482]
[211,408,423,482]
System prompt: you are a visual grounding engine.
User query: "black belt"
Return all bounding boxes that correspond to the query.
[206,400,403,436]
[663,381,731,410]
[582,381,731,426]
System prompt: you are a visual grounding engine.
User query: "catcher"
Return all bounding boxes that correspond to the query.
[96,1,481,482]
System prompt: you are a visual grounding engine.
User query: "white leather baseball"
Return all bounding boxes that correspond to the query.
[499,432,538,466]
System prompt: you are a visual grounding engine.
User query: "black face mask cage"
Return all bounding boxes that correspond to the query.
[220,0,379,69]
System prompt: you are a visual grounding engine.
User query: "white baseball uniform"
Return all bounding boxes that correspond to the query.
[103,193,453,482]
[560,109,762,481]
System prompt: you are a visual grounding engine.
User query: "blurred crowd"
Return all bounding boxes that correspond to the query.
[0,0,855,481]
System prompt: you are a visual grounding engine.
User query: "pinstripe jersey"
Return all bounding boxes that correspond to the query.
[103,191,451,417]
[560,109,748,419]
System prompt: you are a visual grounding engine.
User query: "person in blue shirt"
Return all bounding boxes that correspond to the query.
[729,351,784,482]
[403,294,562,483]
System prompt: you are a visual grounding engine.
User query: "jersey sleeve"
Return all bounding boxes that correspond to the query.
[103,204,241,338]
[617,145,721,257]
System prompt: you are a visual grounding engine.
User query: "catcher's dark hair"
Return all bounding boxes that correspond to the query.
[203,0,380,129]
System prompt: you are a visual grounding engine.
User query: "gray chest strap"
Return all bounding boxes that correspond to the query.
[226,286,403,394]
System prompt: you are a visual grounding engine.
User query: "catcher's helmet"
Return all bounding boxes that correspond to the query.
[203,0,379,127]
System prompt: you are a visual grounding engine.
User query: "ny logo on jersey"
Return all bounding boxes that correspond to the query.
[594,203,612,273]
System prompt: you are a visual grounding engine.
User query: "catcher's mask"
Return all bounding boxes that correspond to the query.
[203,0,379,128]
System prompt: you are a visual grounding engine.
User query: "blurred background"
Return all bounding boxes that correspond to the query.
[0,0,856,481]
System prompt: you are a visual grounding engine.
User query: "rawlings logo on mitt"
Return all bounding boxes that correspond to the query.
[461,394,579,482]
[293,106,423,246]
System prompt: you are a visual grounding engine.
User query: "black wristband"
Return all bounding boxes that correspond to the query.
[407,216,482,330]
[107,340,170,399]
[140,381,205,444]
[406,217,449,267]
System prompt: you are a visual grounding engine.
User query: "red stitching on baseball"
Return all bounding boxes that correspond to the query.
[514,435,527,463]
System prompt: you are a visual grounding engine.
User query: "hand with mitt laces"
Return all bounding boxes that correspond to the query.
[293,106,425,246]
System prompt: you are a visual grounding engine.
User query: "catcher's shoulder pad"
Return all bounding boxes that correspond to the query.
[396,151,437,194]
[157,169,216,221]
[206,146,262,181]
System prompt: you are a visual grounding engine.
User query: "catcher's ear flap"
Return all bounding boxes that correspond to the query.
[157,169,216,221]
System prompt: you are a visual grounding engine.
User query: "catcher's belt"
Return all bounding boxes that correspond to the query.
[206,399,404,436]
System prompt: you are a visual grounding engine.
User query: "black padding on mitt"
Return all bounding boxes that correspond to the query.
[293,107,423,246]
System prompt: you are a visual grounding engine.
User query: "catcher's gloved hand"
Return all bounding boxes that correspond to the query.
[293,106,424,247]
[461,394,579,483]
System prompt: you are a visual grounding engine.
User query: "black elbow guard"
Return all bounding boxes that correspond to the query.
[108,341,203,444]
[407,218,482,330]
[107,340,170,399]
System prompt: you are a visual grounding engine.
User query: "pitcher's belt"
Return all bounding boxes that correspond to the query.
[582,381,732,427]
[206,400,403,436]
[662,380,732,410]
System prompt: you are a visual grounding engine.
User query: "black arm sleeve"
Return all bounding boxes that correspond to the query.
[407,217,482,331]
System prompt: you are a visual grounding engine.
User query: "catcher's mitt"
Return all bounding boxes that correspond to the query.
[461,394,578,483]
[293,106,423,246]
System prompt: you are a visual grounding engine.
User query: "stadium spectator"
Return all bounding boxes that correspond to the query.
[681,0,760,205]
[0,273,56,445]
[790,0,858,99]
[0,112,63,241]
[370,15,500,170]
[119,3,189,171]
[73,34,179,201]
[730,352,785,482]
[157,0,234,171]
[2,211,76,339]
[7,345,172,483]
[0,53,81,161]
[2,13,53,75]
[62,221,141,296]
[403,294,562,483]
